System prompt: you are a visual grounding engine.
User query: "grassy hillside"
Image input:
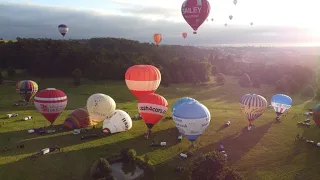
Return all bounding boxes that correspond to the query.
[0,76,319,180]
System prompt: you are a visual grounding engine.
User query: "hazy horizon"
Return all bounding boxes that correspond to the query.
[1,0,320,45]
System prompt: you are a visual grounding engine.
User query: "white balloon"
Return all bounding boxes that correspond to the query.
[103,110,132,134]
[86,93,116,123]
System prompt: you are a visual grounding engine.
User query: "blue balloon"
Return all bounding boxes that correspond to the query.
[271,94,292,116]
[171,97,198,114]
[172,101,211,142]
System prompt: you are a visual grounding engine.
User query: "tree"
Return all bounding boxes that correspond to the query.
[216,73,226,85]
[188,151,228,180]
[72,68,82,86]
[90,158,113,180]
[212,65,220,76]
[301,85,315,98]
[239,73,251,87]
[252,78,261,88]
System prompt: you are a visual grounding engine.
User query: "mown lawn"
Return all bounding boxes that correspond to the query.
[0,76,319,180]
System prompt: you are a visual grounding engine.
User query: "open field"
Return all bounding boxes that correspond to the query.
[0,76,320,180]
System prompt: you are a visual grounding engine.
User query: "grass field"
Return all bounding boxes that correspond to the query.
[0,76,320,180]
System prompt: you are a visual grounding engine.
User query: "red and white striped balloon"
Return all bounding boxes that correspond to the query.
[34,88,68,124]
[125,65,161,99]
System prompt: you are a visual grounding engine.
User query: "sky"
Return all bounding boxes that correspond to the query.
[0,0,320,45]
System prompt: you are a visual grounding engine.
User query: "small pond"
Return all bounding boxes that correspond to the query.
[110,161,144,180]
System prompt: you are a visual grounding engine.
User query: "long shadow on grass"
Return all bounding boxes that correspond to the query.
[0,127,179,180]
[154,122,273,180]
[291,125,320,179]
[0,126,179,158]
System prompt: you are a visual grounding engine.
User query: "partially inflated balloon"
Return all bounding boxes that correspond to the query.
[173,101,210,143]
[271,94,292,117]
[86,93,116,124]
[103,110,132,134]
[64,108,93,129]
[153,33,162,46]
[58,24,68,37]
[240,94,268,125]
[34,88,67,124]
[172,97,198,114]
[181,0,211,34]
[312,104,320,128]
[182,32,188,39]
[16,80,38,102]
[138,93,168,129]
[125,65,161,99]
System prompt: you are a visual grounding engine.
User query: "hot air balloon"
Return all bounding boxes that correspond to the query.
[172,101,210,146]
[182,32,188,39]
[34,88,67,125]
[103,110,132,134]
[211,18,214,21]
[181,0,211,34]
[58,24,68,37]
[172,97,198,114]
[138,93,168,138]
[125,65,161,99]
[229,15,233,20]
[271,94,292,120]
[86,93,116,124]
[16,80,38,103]
[225,23,227,27]
[240,94,268,130]
[250,22,253,26]
[312,104,320,128]
[153,33,162,46]
[64,108,93,129]
[233,0,237,5]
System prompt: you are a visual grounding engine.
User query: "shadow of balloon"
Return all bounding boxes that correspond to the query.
[154,122,273,180]
[0,127,179,180]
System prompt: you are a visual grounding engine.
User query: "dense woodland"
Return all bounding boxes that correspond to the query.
[0,37,317,95]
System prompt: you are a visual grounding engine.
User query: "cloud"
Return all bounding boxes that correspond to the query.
[0,2,319,45]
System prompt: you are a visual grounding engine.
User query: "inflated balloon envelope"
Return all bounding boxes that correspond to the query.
[86,93,116,124]
[172,101,211,143]
[102,110,132,134]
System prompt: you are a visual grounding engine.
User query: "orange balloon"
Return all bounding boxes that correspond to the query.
[125,65,161,99]
[153,33,162,45]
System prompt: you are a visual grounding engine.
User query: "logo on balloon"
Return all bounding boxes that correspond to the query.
[139,106,167,114]
[182,7,202,16]
[40,104,48,112]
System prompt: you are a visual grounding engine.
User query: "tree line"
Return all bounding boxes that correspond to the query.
[0,37,317,95]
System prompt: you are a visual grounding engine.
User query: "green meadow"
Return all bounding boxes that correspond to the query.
[0,76,319,180]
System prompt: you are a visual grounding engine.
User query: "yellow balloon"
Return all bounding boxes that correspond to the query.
[86,93,116,124]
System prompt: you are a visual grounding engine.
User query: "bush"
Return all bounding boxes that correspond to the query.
[7,67,16,77]
[301,85,315,97]
[72,68,82,86]
[239,73,251,87]
[90,158,113,180]
[144,154,150,163]
[0,71,3,84]
[224,168,244,180]
[188,151,228,180]
[216,73,226,85]
[252,78,261,88]
[121,148,137,162]
[212,65,220,76]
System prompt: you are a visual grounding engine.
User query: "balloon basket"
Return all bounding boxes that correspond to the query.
[193,32,197,34]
